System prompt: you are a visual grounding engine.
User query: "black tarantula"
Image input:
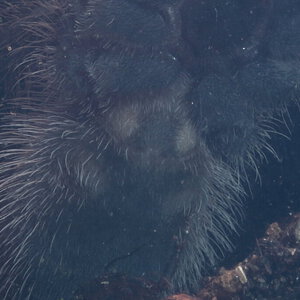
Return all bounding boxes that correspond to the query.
[0,0,300,299]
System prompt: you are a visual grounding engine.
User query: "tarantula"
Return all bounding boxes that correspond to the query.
[0,0,300,299]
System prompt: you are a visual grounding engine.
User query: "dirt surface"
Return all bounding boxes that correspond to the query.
[72,214,300,300]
